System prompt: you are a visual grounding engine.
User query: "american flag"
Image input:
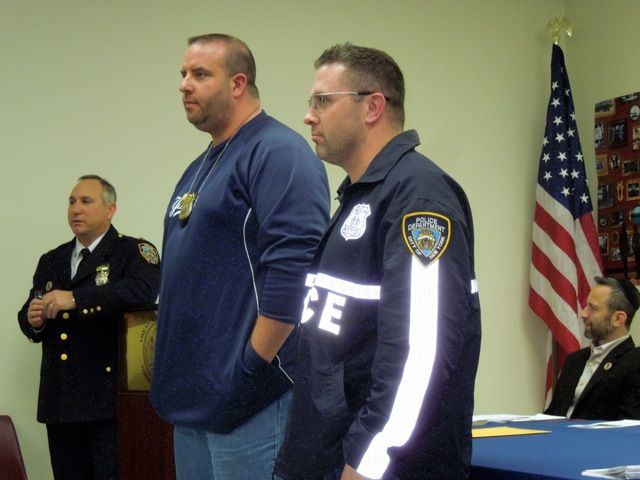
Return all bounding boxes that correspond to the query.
[529,44,603,401]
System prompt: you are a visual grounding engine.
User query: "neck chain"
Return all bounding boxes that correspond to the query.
[179,109,260,224]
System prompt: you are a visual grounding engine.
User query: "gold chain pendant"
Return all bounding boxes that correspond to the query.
[179,193,197,222]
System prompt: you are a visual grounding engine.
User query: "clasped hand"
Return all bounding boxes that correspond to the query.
[27,290,74,327]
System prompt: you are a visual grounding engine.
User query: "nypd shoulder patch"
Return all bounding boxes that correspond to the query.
[402,212,451,266]
[138,242,160,265]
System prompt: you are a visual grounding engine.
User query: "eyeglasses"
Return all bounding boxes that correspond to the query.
[307,91,375,111]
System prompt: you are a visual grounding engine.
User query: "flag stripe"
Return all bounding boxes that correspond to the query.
[531,218,580,298]
[530,281,584,350]
[530,243,577,310]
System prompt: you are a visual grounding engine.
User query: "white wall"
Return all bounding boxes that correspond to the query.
[4,1,637,478]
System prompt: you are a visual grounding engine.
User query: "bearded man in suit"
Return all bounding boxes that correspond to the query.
[545,276,640,420]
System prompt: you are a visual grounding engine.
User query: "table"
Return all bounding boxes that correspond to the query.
[471,419,640,479]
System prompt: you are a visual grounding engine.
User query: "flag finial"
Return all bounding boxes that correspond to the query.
[545,17,572,45]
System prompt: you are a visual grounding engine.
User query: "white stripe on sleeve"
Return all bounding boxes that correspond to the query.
[357,256,439,479]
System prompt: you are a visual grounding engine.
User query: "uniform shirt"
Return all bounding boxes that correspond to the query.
[70,233,105,278]
[275,130,481,480]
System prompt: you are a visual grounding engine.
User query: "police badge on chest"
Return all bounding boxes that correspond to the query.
[95,264,110,285]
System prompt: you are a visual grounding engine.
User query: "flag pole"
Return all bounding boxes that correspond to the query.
[543,16,573,406]
[544,17,572,404]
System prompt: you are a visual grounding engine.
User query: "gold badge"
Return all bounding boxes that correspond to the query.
[138,243,159,265]
[95,264,110,286]
[179,193,197,222]
[603,362,612,371]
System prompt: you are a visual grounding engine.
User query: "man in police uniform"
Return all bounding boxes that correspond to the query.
[275,44,481,480]
[18,175,160,480]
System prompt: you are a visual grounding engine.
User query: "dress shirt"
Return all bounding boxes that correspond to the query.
[70,233,106,279]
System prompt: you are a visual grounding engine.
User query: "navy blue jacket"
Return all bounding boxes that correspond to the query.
[151,112,330,433]
[18,225,161,424]
[275,131,481,480]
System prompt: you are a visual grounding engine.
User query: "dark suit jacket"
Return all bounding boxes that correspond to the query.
[545,336,640,420]
[18,225,160,424]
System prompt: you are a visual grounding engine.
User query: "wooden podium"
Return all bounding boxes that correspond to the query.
[117,310,175,480]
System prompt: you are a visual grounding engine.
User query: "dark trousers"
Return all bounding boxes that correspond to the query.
[46,419,116,480]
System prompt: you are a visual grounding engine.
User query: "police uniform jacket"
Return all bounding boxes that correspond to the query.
[18,225,160,424]
[545,336,640,420]
[275,130,482,480]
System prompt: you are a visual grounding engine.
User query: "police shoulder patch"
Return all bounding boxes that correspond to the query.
[138,242,159,265]
[402,212,451,266]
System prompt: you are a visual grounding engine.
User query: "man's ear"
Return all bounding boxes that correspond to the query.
[106,203,116,221]
[230,73,248,98]
[612,310,628,328]
[363,93,387,125]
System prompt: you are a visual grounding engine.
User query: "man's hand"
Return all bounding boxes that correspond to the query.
[27,297,46,328]
[341,464,371,480]
[250,314,295,362]
[42,290,75,319]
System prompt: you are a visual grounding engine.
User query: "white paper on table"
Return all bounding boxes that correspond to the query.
[472,413,564,423]
[570,419,640,429]
[510,413,565,422]
[582,465,640,479]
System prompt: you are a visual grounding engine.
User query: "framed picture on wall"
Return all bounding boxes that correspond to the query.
[596,154,608,176]
[611,248,622,261]
[595,121,606,149]
[595,99,615,118]
[626,179,640,201]
[620,93,639,104]
[611,231,620,244]
[598,183,614,208]
[599,234,609,255]
[610,210,624,227]
[610,153,621,171]
[622,159,639,175]
[633,126,640,151]
[609,119,628,148]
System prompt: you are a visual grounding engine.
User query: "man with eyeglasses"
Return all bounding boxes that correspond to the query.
[275,44,481,480]
[544,277,640,420]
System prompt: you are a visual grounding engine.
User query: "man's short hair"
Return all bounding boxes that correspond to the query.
[78,174,117,205]
[595,276,640,328]
[314,42,405,127]
[187,33,259,98]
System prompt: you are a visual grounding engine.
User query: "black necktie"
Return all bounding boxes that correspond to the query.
[74,248,91,278]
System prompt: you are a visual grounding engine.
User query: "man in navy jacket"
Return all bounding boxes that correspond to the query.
[275,43,481,480]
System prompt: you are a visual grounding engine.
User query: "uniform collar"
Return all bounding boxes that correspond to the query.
[74,230,107,257]
[337,130,420,196]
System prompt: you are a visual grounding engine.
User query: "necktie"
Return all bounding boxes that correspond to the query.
[73,248,91,278]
